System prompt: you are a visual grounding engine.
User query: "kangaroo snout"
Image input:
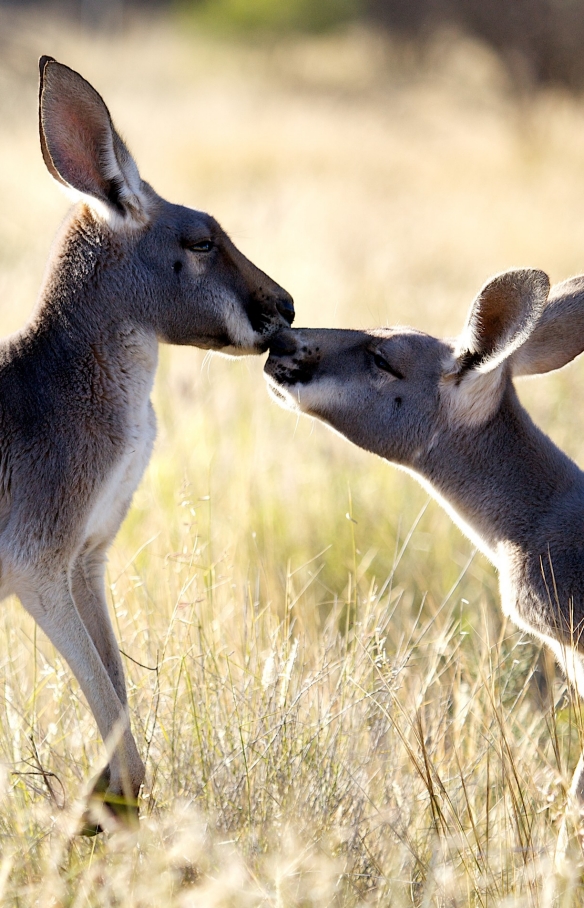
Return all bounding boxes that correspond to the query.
[246,287,295,339]
[225,239,294,344]
[275,292,295,326]
[265,329,322,386]
[267,327,298,357]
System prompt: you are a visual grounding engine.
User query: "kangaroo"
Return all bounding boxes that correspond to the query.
[0,56,293,827]
[265,268,584,821]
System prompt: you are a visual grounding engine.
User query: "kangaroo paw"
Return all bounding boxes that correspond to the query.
[79,767,140,836]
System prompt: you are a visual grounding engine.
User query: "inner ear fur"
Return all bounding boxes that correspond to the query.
[452,269,550,378]
[39,56,144,220]
[441,269,550,427]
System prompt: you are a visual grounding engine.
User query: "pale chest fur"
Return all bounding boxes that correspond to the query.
[82,333,158,550]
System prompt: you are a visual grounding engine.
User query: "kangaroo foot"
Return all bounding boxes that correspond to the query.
[79,767,140,836]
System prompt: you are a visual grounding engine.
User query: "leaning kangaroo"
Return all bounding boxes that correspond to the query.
[1,57,292,823]
[265,268,584,819]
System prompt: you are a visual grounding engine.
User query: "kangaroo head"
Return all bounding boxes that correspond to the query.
[263,268,584,465]
[38,56,293,351]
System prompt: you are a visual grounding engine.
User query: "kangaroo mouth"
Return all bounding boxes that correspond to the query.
[264,372,302,411]
[213,312,288,358]
[265,378,288,403]
[264,327,320,410]
[264,359,314,386]
[263,345,308,411]
[244,320,291,355]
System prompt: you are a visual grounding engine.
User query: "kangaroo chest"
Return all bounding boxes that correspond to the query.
[83,400,157,548]
[82,335,159,548]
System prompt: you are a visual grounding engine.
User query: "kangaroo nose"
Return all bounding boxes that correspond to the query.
[269,327,297,357]
[275,292,295,326]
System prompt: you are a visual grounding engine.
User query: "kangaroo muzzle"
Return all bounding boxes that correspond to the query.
[265,329,322,387]
[246,289,295,339]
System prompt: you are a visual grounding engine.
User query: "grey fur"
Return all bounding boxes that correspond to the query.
[265,268,584,807]
[0,57,293,816]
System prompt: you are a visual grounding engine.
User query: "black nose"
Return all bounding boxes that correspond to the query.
[276,292,295,326]
[268,328,297,357]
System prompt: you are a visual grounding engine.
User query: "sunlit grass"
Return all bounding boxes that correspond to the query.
[0,8,584,905]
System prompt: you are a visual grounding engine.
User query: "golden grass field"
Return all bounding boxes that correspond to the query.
[3,7,584,905]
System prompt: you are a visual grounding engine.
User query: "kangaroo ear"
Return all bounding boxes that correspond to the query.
[450,269,550,377]
[442,269,550,426]
[38,56,148,226]
[511,275,584,376]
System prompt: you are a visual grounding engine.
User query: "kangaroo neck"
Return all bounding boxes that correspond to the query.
[28,207,155,359]
[414,383,582,562]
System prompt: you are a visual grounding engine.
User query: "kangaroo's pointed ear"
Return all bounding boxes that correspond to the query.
[442,269,550,426]
[511,275,584,376]
[449,269,550,378]
[38,56,148,226]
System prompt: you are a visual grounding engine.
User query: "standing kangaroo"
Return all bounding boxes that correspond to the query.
[265,268,584,815]
[1,57,293,825]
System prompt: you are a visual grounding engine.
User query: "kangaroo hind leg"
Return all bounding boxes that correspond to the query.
[17,569,144,829]
[70,541,128,707]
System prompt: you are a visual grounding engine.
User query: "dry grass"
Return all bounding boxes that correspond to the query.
[1,8,584,905]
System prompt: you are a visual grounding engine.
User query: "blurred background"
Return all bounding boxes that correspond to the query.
[1,2,584,900]
[8,0,584,89]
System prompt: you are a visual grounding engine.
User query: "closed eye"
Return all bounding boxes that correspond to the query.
[183,239,214,253]
[373,352,404,380]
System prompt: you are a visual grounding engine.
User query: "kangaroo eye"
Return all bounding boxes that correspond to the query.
[184,239,214,253]
[373,352,403,380]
